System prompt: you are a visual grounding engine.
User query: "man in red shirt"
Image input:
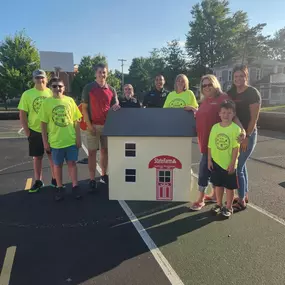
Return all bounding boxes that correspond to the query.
[81,63,120,191]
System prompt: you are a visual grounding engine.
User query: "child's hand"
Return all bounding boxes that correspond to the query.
[44,142,51,153]
[76,138,82,149]
[208,160,213,171]
[227,164,235,174]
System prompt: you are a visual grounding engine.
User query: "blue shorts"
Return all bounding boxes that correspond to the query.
[51,145,79,166]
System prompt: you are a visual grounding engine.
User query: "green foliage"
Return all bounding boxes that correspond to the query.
[71,54,121,100]
[268,27,285,61]
[0,30,40,109]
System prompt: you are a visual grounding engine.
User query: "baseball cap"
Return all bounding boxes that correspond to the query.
[33,69,47,78]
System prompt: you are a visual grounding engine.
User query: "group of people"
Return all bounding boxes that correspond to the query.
[18,62,261,217]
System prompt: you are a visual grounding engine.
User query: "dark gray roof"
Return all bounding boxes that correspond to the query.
[103,108,197,137]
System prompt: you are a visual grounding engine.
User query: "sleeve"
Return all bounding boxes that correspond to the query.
[208,126,215,149]
[38,100,49,123]
[72,99,83,121]
[110,86,118,106]
[136,98,141,108]
[232,125,241,148]
[17,92,29,112]
[142,92,149,107]
[248,87,261,105]
[188,90,199,108]
[81,84,90,104]
[163,92,173,108]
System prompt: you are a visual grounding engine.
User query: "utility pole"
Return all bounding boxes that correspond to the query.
[118,59,127,94]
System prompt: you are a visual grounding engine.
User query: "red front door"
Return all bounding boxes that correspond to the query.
[156,170,173,200]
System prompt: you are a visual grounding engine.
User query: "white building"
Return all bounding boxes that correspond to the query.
[103,108,197,202]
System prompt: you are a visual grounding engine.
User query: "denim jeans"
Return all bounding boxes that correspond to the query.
[237,129,257,199]
[198,153,211,192]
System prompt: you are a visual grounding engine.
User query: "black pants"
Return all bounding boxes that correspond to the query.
[28,129,44,157]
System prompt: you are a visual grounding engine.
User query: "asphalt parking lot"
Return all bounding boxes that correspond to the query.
[1,120,285,285]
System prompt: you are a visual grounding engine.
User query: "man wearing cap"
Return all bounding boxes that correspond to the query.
[18,69,56,192]
[143,74,169,108]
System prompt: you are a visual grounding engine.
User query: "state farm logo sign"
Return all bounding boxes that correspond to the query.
[149,155,182,169]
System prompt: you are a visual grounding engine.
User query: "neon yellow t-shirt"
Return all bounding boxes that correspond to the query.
[163,90,198,108]
[208,122,241,170]
[39,96,82,149]
[18,88,52,132]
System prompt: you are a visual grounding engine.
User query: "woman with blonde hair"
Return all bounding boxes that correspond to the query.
[190,74,245,211]
[163,74,198,110]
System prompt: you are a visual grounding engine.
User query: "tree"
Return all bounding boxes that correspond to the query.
[186,0,248,75]
[71,54,121,100]
[0,30,40,109]
[160,39,188,89]
[268,27,285,61]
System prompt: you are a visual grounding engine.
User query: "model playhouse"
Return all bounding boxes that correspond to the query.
[103,108,197,202]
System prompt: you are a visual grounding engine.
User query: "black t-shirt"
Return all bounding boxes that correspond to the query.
[228,86,261,130]
[119,96,141,108]
[143,88,169,108]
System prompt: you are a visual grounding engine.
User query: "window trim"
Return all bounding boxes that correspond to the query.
[125,168,136,183]
[125,142,136,157]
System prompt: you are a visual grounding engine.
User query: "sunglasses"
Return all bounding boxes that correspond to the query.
[52,85,64,89]
[202,83,213,88]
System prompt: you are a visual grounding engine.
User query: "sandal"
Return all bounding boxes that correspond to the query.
[189,202,206,211]
[232,202,247,213]
[233,197,249,204]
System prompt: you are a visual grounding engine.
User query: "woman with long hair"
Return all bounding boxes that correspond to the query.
[190,74,245,211]
[227,65,261,212]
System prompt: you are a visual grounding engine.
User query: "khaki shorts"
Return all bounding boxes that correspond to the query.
[86,125,107,151]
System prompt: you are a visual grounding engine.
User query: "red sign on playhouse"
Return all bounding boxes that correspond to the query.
[149,155,182,201]
[148,155,182,170]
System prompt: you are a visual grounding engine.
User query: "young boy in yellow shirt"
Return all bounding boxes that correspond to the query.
[208,100,241,218]
[39,78,82,201]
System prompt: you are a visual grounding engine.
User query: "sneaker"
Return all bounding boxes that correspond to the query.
[100,175,109,184]
[29,180,44,193]
[88,179,98,193]
[222,207,233,218]
[189,201,206,211]
[72,185,82,200]
[54,187,65,201]
[211,205,222,215]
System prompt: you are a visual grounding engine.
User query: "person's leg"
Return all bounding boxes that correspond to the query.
[215,187,224,207]
[99,126,109,183]
[190,154,213,210]
[51,148,65,201]
[66,146,79,187]
[226,189,234,210]
[86,129,98,181]
[28,130,45,193]
[236,129,257,204]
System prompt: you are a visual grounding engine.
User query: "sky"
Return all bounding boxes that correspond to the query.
[0,0,285,73]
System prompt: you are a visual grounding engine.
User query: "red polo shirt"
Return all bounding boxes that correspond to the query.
[82,81,117,125]
[196,94,229,154]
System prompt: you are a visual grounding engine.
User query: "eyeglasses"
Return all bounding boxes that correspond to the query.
[202,83,213,88]
[52,85,64,89]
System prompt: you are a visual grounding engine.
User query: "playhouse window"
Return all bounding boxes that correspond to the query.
[158,170,171,183]
[125,169,136,182]
[125,143,136,157]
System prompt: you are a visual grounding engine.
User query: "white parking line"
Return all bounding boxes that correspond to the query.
[82,144,185,285]
[0,246,17,285]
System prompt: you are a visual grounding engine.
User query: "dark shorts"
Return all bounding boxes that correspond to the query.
[210,160,238,190]
[51,145,79,166]
[28,129,44,157]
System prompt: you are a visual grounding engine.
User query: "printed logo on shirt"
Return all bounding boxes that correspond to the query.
[215,133,230,150]
[169,98,186,108]
[161,92,167,97]
[52,105,72,127]
[33,96,47,114]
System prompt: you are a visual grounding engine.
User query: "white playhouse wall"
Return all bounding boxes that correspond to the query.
[107,136,193,202]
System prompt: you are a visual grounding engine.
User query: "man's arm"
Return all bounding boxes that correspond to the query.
[110,87,120,111]
[19,110,30,137]
[41,122,49,151]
